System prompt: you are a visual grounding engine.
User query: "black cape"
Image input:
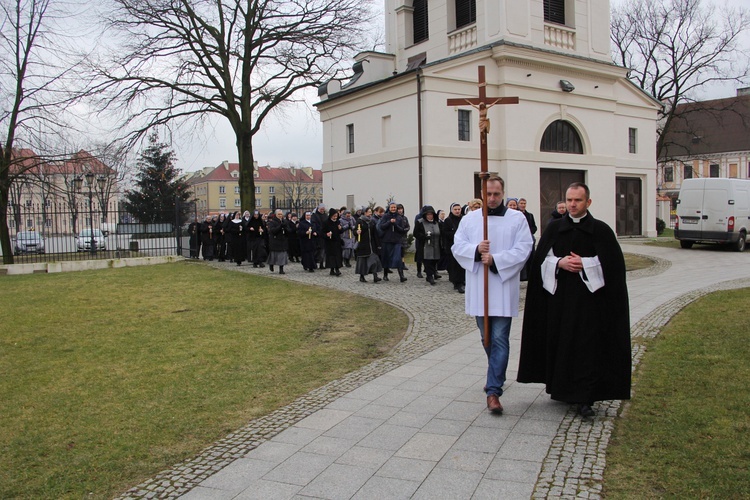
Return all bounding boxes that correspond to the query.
[518,213,631,403]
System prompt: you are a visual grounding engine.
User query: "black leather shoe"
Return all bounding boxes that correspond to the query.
[360,275,367,282]
[417,272,424,279]
[577,404,595,418]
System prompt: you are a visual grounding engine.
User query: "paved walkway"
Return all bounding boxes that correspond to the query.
[120,242,750,499]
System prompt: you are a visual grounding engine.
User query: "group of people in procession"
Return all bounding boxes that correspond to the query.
[187,179,631,420]
[187,195,540,293]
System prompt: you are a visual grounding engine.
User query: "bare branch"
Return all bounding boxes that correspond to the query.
[88,0,374,210]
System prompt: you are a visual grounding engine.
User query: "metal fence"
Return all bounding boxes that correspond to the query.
[4,200,197,264]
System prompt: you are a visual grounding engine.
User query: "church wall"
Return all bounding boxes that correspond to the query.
[319,25,659,237]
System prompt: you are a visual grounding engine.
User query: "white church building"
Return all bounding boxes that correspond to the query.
[315,0,661,236]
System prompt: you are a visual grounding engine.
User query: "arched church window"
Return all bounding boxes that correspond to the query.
[540,120,583,154]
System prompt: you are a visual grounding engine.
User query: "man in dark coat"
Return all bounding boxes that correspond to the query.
[311,203,328,269]
[518,198,537,281]
[518,182,630,418]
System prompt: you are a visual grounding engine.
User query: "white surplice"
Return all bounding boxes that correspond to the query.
[452,208,533,317]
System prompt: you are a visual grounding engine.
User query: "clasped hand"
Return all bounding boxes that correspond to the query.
[558,252,583,272]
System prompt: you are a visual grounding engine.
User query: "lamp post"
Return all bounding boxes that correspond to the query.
[75,172,107,256]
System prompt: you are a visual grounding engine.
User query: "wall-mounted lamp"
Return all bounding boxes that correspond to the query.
[559,80,575,92]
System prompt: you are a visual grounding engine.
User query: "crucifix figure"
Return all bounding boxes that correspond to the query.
[447,66,519,348]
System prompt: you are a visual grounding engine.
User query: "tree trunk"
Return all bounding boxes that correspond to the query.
[0,166,14,264]
[237,130,256,213]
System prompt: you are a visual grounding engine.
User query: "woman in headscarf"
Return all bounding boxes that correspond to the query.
[339,210,357,268]
[377,202,408,282]
[246,210,266,267]
[266,209,288,274]
[442,202,466,294]
[216,213,228,262]
[188,218,200,258]
[322,208,344,276]
[226,211,246,265]
[297,211,317,272]
[413,205,441,285]
[354,207,383,283]
[397,203,411,271]
[413,205,427,278]
[285,212,301,263]
[506,198,519,210]
[199,215,215,261]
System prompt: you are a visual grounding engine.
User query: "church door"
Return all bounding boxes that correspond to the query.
[616,177,642,236]
[540,168,585,232]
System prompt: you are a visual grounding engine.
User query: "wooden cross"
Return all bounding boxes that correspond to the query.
[447,66,518,348]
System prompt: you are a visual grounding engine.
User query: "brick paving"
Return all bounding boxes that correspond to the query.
[118,243,750,499]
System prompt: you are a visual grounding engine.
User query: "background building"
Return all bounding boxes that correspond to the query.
[8,149,119,235]
[188,161,323,216]
[657,88,750,226]
[316,0,661,236]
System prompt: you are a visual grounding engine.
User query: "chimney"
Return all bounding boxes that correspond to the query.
[222,160,229,170]
[738,87,750,97]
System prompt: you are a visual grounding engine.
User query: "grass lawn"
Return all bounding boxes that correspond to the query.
[623,253,653,271]
[604,288,750,497]
[0,262,408,499]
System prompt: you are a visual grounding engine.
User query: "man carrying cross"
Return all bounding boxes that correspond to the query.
[449,66,530,415]
[452,175,532,414]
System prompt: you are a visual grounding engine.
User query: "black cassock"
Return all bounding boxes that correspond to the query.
[518,213,631,403]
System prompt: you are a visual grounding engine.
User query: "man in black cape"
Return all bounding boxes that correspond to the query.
[518,182,631,418]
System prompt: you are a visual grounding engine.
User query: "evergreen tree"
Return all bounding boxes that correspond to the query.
[123,133,192,225]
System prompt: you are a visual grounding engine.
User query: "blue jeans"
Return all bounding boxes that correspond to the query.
[476,316,512,397]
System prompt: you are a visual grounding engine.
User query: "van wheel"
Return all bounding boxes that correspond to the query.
[735,232,746,252]
[680,240,694,249]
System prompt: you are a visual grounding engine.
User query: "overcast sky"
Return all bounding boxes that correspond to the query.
[175,0,749,173]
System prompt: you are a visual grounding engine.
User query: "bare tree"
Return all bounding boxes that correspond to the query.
[611,0,750,160]
[91,0,373,213]
[278,161,319,212]
[0,0,87,263]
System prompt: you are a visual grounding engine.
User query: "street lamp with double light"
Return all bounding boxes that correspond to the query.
[75,172,107,256]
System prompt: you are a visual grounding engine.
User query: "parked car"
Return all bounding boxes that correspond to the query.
[675,178,750,252]
[76,228,106,251]
[14,231,45,254]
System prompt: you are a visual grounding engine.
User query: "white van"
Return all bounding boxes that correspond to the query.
[674,178,750,252]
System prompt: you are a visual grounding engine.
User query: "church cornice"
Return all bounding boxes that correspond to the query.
[316,39,661,110]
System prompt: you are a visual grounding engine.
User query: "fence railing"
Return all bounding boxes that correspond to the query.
[4,201,197,264]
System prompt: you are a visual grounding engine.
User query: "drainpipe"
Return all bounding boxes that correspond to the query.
[416,68,424,209]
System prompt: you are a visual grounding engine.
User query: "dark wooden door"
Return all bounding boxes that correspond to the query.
[540,168,585,232]
[616,177,642,236]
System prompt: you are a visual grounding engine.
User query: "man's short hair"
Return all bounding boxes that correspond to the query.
[487,175,505,190]
[519,198,527,202]
[567,182,590,200]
